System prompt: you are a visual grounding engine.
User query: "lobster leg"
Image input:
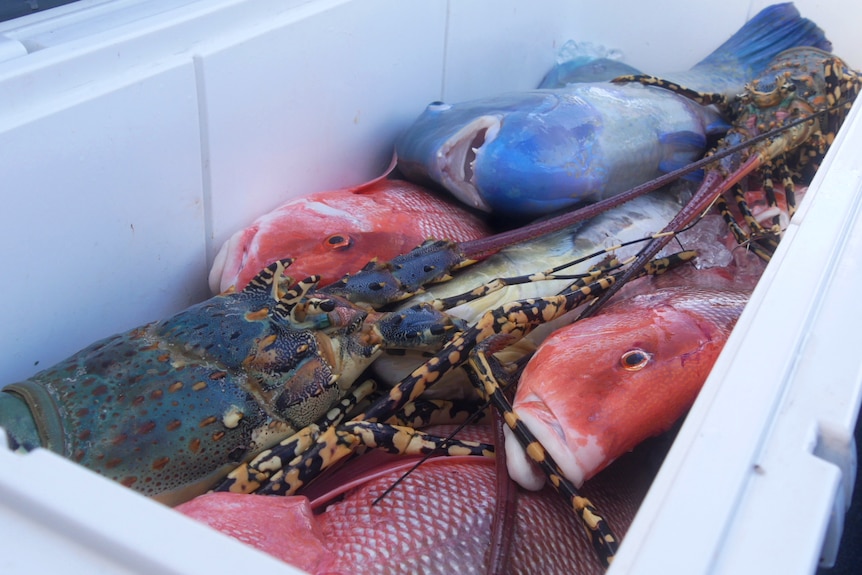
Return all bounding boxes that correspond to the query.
[730,183,769,239]
[429,263,624,313]
[215,393,488,495]
[244,421,495,496]
[388,396,490,429]
[213,379,379,494]
[777,161,799,220]
[465,346,619,567]
[716,192,776,262]
[611,73,733,112]
[217,268,634,496]
[716,189,753,243]
[760,165,784,235]
[577,156,763,320]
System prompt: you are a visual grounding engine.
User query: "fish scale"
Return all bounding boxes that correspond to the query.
[318,462,494,572]
[178,423,659,573]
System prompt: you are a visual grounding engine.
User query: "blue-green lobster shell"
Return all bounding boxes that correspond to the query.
[0,258,461,505]
[0,242,468,505]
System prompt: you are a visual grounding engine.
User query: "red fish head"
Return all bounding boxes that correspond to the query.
[507,285,748,490]
[209,178,490,294]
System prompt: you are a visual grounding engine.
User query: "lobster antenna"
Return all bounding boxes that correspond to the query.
[428,213,719,314]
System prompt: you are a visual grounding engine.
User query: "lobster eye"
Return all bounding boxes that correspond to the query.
[781,81,796,94]
[325,234,353,250]
[345,315,366,335]
[620,349,651,371]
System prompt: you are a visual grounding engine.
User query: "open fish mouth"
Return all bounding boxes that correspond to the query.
[438,115,501,212]
[506,393,607,491]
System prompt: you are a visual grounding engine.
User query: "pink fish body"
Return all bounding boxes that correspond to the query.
[209,177,491,294]
[176,493,329,574]
[507,267,754,490]
[177,425,654,574]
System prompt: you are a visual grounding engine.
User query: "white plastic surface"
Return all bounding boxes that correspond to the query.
[0,1,860,573]
[0,430,301,574]
[610,93,862,575]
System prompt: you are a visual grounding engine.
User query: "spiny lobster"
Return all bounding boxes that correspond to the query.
[0,46,857,570]
[580,46,860,317]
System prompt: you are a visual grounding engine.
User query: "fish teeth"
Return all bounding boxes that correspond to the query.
[438,116,501,212]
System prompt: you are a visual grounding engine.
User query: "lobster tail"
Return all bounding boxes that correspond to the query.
[0,385,57,453]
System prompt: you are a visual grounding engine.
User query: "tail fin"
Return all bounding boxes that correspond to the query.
[696,3,832,75]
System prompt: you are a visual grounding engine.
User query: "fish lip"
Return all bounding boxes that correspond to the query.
[508,393,603,489]
[209,228,249,294]
[437,115,501,212]
[208,241,230,294]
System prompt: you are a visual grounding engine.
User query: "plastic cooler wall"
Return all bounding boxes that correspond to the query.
[0,1,859,573]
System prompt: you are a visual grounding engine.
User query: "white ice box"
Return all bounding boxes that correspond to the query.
[0,1,860,573]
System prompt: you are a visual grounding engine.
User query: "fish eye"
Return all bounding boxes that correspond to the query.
[426,101,451,112]
[325,233,353,250]
[620,349,651,371]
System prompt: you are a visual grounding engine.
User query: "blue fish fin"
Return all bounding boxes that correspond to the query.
[659,131,706,153]
[705,118,732,138]
[694,3,832,77]
[659,131,707,182]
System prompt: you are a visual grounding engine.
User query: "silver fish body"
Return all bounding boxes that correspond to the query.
[372,187,687,390]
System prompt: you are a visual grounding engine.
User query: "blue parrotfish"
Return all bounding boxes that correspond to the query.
[395,3,830,218]
[538,56,641,88]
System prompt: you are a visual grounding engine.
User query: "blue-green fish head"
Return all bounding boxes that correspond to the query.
[396,86,725,217]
